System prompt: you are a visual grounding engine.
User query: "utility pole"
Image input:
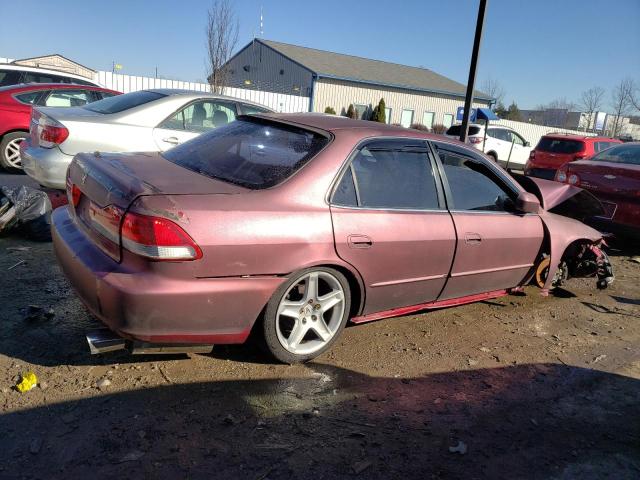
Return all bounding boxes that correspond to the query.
[459,0,488,143]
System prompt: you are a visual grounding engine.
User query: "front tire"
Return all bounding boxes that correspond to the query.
[262,267,351,363]
[0,132,28,171]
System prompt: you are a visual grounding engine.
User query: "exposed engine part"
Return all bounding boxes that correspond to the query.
[534,241,614,290]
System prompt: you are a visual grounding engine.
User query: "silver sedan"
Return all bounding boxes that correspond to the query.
[22,89,273,189]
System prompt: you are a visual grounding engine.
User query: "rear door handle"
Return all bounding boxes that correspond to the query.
[464,232,482,244]
[348,234,373,249]
[162,137,179,145]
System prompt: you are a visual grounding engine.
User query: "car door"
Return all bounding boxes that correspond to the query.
[504,130,530,167]
[330,138,456,315]
[432,142,544,300]
[152,99,238,151]
[485,127,506,160]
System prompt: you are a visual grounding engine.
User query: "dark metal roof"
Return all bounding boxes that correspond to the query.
[256,39,492,101]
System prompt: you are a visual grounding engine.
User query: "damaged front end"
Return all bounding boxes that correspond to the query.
[513,174,615,293]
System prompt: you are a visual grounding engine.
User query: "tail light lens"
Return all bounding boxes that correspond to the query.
[568,173,580,186]
[32,109,69,148]
[65,178,82,207]
[555,166,568,183]
[468,137,483,144]
[120,212,202,261]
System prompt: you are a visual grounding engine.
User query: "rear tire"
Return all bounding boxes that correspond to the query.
[0,132,28,171]
[261,267,351,364]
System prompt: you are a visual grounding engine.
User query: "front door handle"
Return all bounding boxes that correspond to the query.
[162,136,179,145]
[348,234,373,249]
[464,232,482,244]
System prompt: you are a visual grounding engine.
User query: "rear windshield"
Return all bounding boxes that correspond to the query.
[446,125,481,136]
[83,90,165,114]
[536,137,584,154]
[590,144,640,165]
[163,118,330,189]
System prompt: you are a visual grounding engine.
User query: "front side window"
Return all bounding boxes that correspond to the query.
[332,140,440,210]
[84,90,166,114]
[160,100,238,132]
[44,89,91,107]
[507,130,525,146]
[436,147,515,212]
[163,118,329,189]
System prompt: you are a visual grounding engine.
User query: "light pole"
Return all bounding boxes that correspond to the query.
[459,0,488,143]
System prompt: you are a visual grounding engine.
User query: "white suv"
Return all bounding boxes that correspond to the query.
[0,64,100,87]
[445,123,531,169]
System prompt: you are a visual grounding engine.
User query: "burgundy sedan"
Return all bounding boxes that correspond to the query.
[555,143,640,238]
[52,114,612,363]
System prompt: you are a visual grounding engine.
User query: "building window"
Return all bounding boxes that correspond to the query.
[354,103,369,120]
[385,107,392,124]
[422,111,435,129]
[442,113,454,129]
[400,109,414,128]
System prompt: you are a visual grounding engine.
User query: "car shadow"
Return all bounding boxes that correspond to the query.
[582,301,640,318]
[611,295,640,306]
[1,363,638,479]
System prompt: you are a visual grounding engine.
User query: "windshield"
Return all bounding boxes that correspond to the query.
[163,118,330,189]
[590,143,640,165]
[83,90,165,114]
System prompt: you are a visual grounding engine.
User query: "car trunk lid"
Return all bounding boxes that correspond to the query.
[566,160,640,198]
[67,151,247,261]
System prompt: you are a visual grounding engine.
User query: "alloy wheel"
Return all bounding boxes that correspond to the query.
[275,271,346,355]
[4,137,24,169]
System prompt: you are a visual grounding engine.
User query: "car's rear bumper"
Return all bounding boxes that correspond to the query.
[525,167,556,180]
[21,143,73,190]
[52,206,284,344]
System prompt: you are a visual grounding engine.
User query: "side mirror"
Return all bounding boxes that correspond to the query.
[524,141,531,147]
[515,191,540,214]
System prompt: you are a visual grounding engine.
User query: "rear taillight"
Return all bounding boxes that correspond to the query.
[469,137,483,144]
[66,178,82,207]
[555,166,568,183]
[120,212,202,261]
[573,153,587,160]
[32,109,68,148]
[568,173,580,186]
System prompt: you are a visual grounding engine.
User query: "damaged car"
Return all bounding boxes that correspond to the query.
[51,113,614,363]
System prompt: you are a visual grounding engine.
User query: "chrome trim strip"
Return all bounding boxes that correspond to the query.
[451,263,533,278]
[370,273,447,288]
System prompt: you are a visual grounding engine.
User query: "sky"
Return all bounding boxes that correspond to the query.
[1,0,639,109]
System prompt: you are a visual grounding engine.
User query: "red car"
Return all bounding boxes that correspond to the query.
[525,133,622,180]
[0,83,120,170]
[555,143,640,238]
[52,114,613,363]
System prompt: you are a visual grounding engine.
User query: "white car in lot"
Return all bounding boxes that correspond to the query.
[21,89,273,189]
[445,123,531,169]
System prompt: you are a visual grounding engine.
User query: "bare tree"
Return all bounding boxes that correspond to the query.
[205,0,239,94]
[579,86,605,132]
[609,78,634,138]
[628,79,640,113]
[480,76,506,105]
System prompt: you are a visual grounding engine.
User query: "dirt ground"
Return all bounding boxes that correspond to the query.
[1,174,639,479]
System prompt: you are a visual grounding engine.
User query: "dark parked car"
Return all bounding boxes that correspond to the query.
[0,83,120,170]
[52,114,613,363]
[525,133,621,180]
[555,142,640,238]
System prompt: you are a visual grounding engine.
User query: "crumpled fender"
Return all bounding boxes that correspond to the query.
[539,211,604,292]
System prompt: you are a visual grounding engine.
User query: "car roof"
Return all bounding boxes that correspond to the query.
[0,83,118,94]
[252,112,449,139]
[542,133,618,141]
[145,88,274,109]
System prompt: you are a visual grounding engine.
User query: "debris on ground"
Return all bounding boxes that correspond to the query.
[96,377,112,390]
[15,371,38,393]
[449,440,468,455]
[0,186,52,241]
[592,354,607,363]
[352,459,373,474]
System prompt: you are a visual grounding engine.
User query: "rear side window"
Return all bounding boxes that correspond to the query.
[332,141,441,210]
[163,118,329,189]
[44,89,91,107]
[241,104,272,114]
[536,137,584,154]
[14,91,43,105]
[84,90,165,114]
[446,125,481,136]
[0,69,21,87]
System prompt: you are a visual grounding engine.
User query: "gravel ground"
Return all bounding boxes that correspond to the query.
[1,171,639,479]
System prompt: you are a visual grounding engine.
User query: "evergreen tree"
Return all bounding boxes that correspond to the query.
[373,98,387,123]
[506,102,521,121]
[324,106,336,115]
[494,102,508,118]
[346,104,357,119]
